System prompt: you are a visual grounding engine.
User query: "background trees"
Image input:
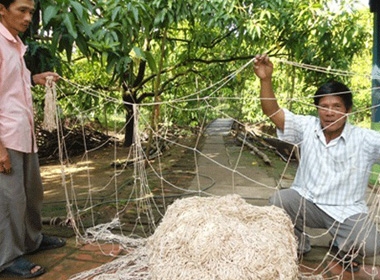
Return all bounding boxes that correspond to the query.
[26,0,372,146]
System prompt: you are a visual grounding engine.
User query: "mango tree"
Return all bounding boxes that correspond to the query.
[28,0,369,147]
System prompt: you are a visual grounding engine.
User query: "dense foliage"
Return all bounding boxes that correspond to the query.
[26,0,373,143]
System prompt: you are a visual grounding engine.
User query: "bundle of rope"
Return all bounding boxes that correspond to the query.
[70,194,299,279]
[41,75,57,132]
[148,194,298,279]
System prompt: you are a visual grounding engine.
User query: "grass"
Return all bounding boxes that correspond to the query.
[370,164,380,187]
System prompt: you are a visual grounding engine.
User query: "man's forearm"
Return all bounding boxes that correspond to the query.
[260,78,280,117]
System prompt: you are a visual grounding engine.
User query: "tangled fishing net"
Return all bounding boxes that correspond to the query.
[70,194,299,280]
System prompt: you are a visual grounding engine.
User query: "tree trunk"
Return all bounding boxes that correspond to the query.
[123,96,135,147]
[123,108,134,147]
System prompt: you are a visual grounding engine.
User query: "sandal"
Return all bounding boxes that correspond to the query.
[37,234,66,252]
[337,254,361,273]
[329,241,361,273]
[2,257,45,278]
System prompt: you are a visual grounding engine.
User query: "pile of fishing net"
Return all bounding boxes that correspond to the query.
[70,194,299,280]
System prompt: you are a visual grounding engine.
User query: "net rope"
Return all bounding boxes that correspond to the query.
[41,75,58,132]
[40,58,380,279]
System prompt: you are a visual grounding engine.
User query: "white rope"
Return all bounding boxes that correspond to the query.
[43,55,377,280]
[275,58,371,79]
[69,195,299,280]
[41,76,57,132]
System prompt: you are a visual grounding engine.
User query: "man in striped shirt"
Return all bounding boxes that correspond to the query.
[254,54,380,273]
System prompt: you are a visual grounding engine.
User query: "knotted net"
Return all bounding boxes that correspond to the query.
[70,194,298,280]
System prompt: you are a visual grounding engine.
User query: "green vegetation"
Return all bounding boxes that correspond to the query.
[26,0,373,140]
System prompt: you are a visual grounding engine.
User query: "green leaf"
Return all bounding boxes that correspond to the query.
[111,6,121,21]
[43,5,60,24]
[145,51,157,74]
[63,13,78,39]
[131,6,139,23]
[130,47,146,60]
[75,33,89,56]
[79,21,92,37]
[70,1,84,19]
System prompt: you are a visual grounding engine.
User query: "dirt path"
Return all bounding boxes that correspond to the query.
[39,131,296,236]
[39,134,204,234]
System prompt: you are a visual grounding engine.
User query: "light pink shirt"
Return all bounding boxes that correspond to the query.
[0,23,37,153]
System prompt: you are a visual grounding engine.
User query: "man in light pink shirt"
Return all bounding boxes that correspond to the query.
[0,0,66,277]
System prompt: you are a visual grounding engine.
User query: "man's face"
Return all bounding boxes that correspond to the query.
[317,95,351,141]
[0,0,35,37]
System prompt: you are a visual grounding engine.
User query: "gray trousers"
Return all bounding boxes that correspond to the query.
[269,189,380,257]
[0,149,43,271]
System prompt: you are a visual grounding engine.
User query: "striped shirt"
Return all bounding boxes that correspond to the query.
[277,109,380,223]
